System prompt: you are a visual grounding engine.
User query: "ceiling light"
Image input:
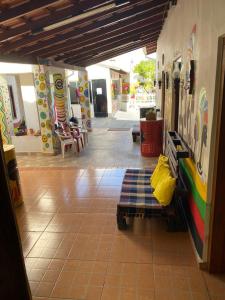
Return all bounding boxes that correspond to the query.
[43,4,115,31]
[42,1,130,32]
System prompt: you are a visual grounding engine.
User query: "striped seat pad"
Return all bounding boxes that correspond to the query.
[119,169,162,209]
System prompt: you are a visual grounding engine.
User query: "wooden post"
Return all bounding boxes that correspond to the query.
[0,133,31,299]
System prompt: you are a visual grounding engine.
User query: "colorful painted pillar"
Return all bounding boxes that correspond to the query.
[78,70,92,131]
[33,65,56,154]
[52,70,70,132]
[0,75,14,144]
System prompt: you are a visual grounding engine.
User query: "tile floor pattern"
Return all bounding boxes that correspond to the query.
[16,128,155,169]
[16,167,225,300]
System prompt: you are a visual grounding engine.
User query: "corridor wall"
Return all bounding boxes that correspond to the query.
[156,0,225,261]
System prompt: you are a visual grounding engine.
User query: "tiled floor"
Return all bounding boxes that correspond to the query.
[16,167,225,300]
[15,127,225,299]
[16,128,154,168]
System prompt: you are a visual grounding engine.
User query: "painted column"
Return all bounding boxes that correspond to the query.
[33,65,55,154]
[52,70,69,131]
[78,70,92,131]
[0,75,13,144]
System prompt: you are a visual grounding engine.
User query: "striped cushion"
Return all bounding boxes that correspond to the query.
[119,169,162,209]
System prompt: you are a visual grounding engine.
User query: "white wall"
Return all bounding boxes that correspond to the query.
[86,65,112,115]
[19,73,40,131]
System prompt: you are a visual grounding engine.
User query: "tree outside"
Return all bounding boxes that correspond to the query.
[133,59,156,94]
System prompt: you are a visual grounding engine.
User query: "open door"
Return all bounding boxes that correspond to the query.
[92,79,108,117]
[0,134,31,299]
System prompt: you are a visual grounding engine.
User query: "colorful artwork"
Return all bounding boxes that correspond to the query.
[180,157,207,258]
[78,70,92,131]
[0,76,13,144]
[53,73,67,126]
[122,82,130,94]
[196,88,208,179]
[33,65,55,153]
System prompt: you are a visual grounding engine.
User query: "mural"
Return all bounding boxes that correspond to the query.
[0,76,13,144]
[180,158,207,258]
[33,65,55,153]
[196,88,208,180]
[78,70,92,131]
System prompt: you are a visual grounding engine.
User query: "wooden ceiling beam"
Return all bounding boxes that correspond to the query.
[0,0,117,43]
[0,0,62,25]
[65,34,158,64]
[74,41,157,66]
[1,0,168,53]
[55,27,160,62]
[24,11,163,58]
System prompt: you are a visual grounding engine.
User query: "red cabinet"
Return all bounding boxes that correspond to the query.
[140,119,163,157]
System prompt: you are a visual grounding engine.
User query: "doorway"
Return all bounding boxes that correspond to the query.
[161,71,166,119]
[172,59,182,131]
[91,79,108,117]
[208,37,225,273]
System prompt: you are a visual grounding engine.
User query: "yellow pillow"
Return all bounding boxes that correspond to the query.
[150,155,168,185]
[151,162,171,189]
[153,175,176,206]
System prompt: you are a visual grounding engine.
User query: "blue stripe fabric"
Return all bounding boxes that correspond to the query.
[119,169,161,208]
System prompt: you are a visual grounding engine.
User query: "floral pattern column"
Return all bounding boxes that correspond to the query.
[78,70,92,131]
[33,65,55,154]
[0,75,13,144]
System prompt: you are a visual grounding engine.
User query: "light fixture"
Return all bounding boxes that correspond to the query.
[42,1,130,32]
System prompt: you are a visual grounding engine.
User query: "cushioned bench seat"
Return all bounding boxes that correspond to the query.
[119,169,162,209]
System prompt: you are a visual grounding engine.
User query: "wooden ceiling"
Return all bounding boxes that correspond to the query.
[0,0,174,67]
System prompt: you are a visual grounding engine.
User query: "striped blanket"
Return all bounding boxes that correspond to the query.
[119,169,162,209]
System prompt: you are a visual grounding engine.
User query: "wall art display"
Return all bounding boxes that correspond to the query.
[78,70,92,131]
[0,75,13,144]
[33,65,55,153]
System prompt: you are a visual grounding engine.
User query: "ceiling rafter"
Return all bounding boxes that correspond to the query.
[55,28,161,63]
[0,0,173,67]
[73,40,157,66]
[20,13,163,58]
[0,0,62,25]
[65,33,158,65]
[0,0,167,54]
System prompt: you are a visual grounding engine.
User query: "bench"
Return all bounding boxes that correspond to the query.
[117,131,189,231]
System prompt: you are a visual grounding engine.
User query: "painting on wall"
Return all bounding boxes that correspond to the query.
[0,76,13,144]
[78,70,92,131]
[196,88,208,181]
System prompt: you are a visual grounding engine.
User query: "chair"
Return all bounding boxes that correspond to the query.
[71,127,84,153]
[55,130,77,158]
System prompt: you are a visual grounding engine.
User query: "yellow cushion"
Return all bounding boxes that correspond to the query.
[150,155,168,186]
[151,162,170,189]
[153,175,176,206]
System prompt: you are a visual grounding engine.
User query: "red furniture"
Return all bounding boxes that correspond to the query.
[140,119,163,157]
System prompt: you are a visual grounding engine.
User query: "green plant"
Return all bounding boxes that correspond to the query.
[133,59,156,94]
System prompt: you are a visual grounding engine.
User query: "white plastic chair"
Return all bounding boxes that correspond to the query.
[55,131,77,158]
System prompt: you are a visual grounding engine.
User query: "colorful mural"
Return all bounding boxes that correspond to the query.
[78,70,92,131]
[196,88,208,181]
[180,158,207,258]
[33,65,55,153]
[0,76,13,144]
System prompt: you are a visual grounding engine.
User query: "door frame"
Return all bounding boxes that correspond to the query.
[0,135,31,299]
[207,36,225,272]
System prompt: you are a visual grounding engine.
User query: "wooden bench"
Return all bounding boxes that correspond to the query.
[117,131,189,231]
